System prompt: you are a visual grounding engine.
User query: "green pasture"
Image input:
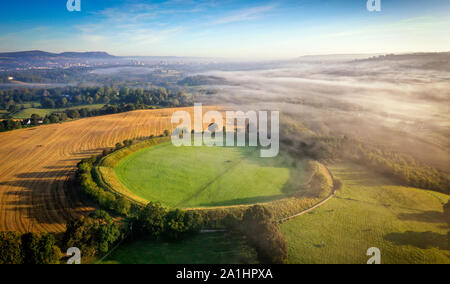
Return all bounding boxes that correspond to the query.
[114,142,305,208]
[280,163,450,264]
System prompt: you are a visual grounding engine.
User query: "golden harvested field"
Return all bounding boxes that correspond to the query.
[0,107,218,233]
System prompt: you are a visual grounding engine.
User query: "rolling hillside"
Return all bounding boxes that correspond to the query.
[281,163,450,264]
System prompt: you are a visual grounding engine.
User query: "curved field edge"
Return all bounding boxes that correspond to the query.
[280,163,450,264]
[115,143,296,208]
[0,107,216,233]
[94,137,172,206]
[94,138,335,221]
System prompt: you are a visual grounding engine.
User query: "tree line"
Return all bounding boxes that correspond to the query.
[75,135,170,217]
[1,85,190,111]
[0,231,61,264]
[0,210,121,264]
[0,87,192,133]
[0,203,204,264]
[280,120,450,194]
[0,104,152,132]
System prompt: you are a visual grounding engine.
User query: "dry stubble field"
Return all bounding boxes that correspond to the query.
[0,107,217,233]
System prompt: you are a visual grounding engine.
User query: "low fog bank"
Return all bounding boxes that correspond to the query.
[199,54,450,172]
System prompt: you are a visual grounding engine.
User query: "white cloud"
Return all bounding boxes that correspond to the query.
[213,5,275,25]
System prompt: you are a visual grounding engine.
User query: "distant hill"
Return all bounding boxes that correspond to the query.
[357,52,450,62]
[297,54,382,62]
[0,50,115,59]
[356,52,450,71]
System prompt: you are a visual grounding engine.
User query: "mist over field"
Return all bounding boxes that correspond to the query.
[200,54,450,172]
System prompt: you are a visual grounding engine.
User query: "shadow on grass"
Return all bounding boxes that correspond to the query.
[198,194,285,207]
[384,231,449,250]
[397,211,446,224]
[102,232,258,264]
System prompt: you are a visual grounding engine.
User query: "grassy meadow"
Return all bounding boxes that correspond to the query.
[280,163,450,264]
[11,104,105,118]
[99,232,258,264]
[114,142,305,208]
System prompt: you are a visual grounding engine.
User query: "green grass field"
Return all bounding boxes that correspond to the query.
[114,142,305,208]
[11,104,105,118]
[280,163,450,264]
[99,232,258,264]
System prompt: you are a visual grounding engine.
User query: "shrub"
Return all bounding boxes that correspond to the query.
[123,139,133,147]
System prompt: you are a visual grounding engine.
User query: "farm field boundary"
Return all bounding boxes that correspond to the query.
[93,138,336,223]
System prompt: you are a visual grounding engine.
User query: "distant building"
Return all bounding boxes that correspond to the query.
[8,76,14,80]
[22,119,32,126]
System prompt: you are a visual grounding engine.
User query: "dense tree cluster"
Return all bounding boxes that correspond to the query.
[63,210,122,257]
[0,88,46,109]
[35,86,189,109]
[133,202,203,241]
[224,205,288,264]
[0,119,22,132]
[281,120,450,194]
[345,141,450,193]
[0,231,62,264]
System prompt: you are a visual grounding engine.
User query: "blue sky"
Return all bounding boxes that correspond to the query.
[0,0,449,59]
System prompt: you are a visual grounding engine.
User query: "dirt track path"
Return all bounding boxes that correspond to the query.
[0,107,205,233]
[278,192,335,223]
[278,165,336,223]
